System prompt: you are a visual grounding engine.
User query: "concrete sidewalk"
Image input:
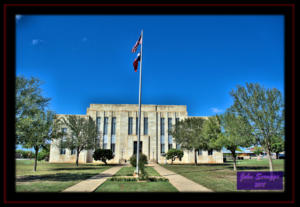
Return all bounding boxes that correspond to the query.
[63,165,123,192]
[152,164,213,192]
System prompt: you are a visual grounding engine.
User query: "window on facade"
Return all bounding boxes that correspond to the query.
[136,117,138,135]
[176,143,181,150]
[168,118,172,132]
[208,149,213,156]
[71,149,76,155]
[198,149,202,156]
[103,143,107,149]
[96,117,101,133]
[161,134,165,154]
[161,144,165,154]
[111,117,116,135]
[95,136,100,149]
[160,118,165,135]
[111,143,115,154]
[167,118,173,151]
[168,135,173,149]
[144,117,148,135]
[60,128,67,155]
[128,117,133,135]
[103,117,108,135]
[175,118,179,124]
[103,135,108,149]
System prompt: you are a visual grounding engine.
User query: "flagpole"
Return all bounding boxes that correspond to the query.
[136,29,143,175]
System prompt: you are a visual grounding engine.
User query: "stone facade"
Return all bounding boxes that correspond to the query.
[49,104,223,164]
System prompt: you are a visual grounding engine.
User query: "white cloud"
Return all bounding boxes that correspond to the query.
[32,39,44,46]
[211,107,223,114]
[15,15,23,21]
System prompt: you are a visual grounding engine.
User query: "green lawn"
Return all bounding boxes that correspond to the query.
[16,159,111,192]
[161,159,284,192]
[96,166,178,192]
[113,166,160,176]
[95,180,178,192]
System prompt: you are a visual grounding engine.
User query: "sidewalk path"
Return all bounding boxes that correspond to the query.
[63,165,123,192]
[152,163,213,192]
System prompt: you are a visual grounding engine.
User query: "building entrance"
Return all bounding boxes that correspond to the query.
[133,141,142,155]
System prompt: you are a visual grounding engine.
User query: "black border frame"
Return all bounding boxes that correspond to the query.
[2,2,296,205]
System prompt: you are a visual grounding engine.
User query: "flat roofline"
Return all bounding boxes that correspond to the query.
[89,103,187,107]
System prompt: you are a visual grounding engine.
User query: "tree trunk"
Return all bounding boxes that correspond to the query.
[194,149,198,166]
[34,146,39,172]
[233,155,237,171]
[231,150,237,171]
[276,152,279,159]
[76,147,80,166]
[267,149,274,171]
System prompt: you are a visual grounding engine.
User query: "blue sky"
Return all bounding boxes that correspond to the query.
[16,15,284,118]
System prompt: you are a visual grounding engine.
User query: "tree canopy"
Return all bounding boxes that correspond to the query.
[58,115,98,166]
[170,117,209,165]
[216,110,255,171]
[16,76,54,171]
[230,83,284,171]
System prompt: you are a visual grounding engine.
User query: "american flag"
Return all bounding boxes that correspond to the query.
[131,35,142,53]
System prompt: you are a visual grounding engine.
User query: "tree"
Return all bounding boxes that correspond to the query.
[201,116,223,151]
[16,76,55,171]
[253,146,263,157]
[166,149,184,164]
[37,143,51,161]
[59,115,97,166]
[17,110,56,171]
[16,76,50,142]
[170,117,208,165]
[93,149,114,165]
[271,136,284,159]
[230,83,284,171]
[216,111,255,171]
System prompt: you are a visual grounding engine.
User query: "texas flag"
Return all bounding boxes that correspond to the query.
[131,35,142,53]
[133,53,141,72]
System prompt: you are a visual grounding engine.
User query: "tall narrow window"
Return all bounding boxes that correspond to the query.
[175,118,180,149]
[60,128,67,155]
[198,149,202,156]
[111,117,116,154]
[160,118,165,135]
[144,117,148,135]
[95,117,101,149]
[160,118,165,153]
[136,117,138,135]
[111,117,116,135]
[71,149,76,155]
[208,149,213,156]
[128,117,133,135]
[168,118,173,150]
[96,117,101,133]
[103,117,108,149]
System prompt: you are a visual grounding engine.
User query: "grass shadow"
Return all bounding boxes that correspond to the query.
[16,172,113,182]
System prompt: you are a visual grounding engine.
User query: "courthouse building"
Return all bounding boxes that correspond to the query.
[49,104,223,164]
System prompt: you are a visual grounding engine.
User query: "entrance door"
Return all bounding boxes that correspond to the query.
[133,141,142,154]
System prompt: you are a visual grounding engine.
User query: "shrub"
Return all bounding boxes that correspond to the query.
[16,150,35,159]
[37,149,49,161]
[166,149,184,164]
[93,149,114,165]
[130,153,148,175]
[130,153,148,168]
